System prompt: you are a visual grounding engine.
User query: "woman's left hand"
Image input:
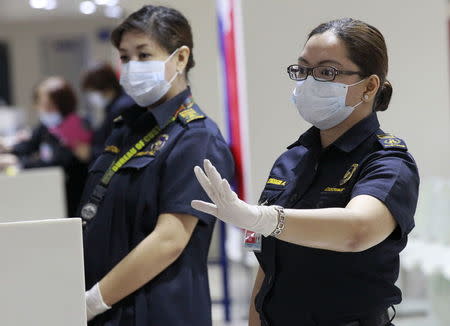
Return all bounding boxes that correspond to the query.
[191,159,278,237]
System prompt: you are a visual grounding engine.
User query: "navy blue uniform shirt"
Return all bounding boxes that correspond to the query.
[80,88,234,326]
[254,113,419,326]
[91,91,135,160]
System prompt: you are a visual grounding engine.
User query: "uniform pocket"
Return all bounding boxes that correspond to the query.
[316,190,348,208]
[121,156,155,170]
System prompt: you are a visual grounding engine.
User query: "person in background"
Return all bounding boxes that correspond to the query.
[0,76,92,216]
[81,63,135,160]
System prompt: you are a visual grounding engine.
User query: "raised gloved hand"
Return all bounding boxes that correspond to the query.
[85,283,111,322]
[191,159,278,237]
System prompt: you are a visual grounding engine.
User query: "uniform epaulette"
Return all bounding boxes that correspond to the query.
[376,133,408,150]
[113,115,124,124]
[177,106,206,125]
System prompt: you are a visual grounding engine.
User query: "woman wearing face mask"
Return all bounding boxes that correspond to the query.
[80,5,234,326]
[192,18,419,326]
[0,76,92,216]
[81,63,135,161]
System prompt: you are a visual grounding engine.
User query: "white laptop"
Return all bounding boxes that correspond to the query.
[0,218,86,326]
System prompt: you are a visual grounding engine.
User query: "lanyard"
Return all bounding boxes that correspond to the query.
[81,96,194,222]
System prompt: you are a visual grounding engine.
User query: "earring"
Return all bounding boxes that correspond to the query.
[363,94,369,100]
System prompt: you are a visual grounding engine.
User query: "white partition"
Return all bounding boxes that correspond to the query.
[0,167,66,222]
[0,218,86,326]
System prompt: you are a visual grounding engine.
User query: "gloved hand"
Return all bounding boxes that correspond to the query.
[85,283,111,322]
[192,159,278,237]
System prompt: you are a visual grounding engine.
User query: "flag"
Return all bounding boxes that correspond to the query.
[216,0,251,202]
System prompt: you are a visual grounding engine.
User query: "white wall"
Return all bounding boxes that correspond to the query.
[1,0,449,202]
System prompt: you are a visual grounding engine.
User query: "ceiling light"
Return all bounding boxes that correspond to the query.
[94,0,109,5]
[104,5,123,18]
[105,0,119,6]
[80,1,96,15]
[44,0,57,10]
[29,0,47,9]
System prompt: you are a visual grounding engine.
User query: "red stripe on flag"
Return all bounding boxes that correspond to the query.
[224,1,246,199]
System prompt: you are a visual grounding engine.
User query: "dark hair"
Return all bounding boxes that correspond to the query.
[81,63,121,94]
[33,77,77,117]
[111,5,195,76]
[308,18,392,112]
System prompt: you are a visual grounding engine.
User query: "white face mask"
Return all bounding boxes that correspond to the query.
[292,76,366,130]
[40,111,63,128]
[86,91,109,111]
[120,49,180,107]
[86,91,109,128]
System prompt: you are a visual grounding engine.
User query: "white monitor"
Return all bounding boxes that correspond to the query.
[0,218,86,326]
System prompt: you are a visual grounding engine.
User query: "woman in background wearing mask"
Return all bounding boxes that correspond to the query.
[0,76,92,216]
[81,5,234,326]
[192,18,419,326]
[81,63,135,160]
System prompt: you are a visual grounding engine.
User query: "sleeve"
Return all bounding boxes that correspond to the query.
[19,143,75,169]
[11,126,44,156]
[14,127,77,169]
[350,150,420,238]
[158,127,235,225]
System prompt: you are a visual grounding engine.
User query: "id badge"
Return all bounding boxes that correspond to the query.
[243,229,262,252]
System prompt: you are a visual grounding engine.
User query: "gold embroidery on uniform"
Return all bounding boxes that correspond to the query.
[178,108,205,123]
[382,138,406,148]
[105,145,120,153]
[324,187,345,192]
[376,134,407,148]
[267,178,287,186]
[339,163,359,186]
[135,134,169,157]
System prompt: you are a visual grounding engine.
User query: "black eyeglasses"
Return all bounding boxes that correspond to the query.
[287,64,363,82]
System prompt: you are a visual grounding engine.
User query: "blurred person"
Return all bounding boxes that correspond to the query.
[81,63,135,160]
[192,18,419,326]
[0,77,92,216]
[81,5,234,326]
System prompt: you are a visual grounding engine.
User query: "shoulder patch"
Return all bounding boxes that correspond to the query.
[376,133,408,150]
[177,106,205,125]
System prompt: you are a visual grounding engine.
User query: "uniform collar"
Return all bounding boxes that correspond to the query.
[331,113,380,152]
[288,126,320,149]
[150,87,191,127]
[288,113,380,153]
[121,88,191,130]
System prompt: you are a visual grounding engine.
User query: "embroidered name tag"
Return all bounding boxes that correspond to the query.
[323,187,345,192]
[267,177,287,186]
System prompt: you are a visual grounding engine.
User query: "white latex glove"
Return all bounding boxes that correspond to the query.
[192,159,278,237]
[85,283,111,322]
